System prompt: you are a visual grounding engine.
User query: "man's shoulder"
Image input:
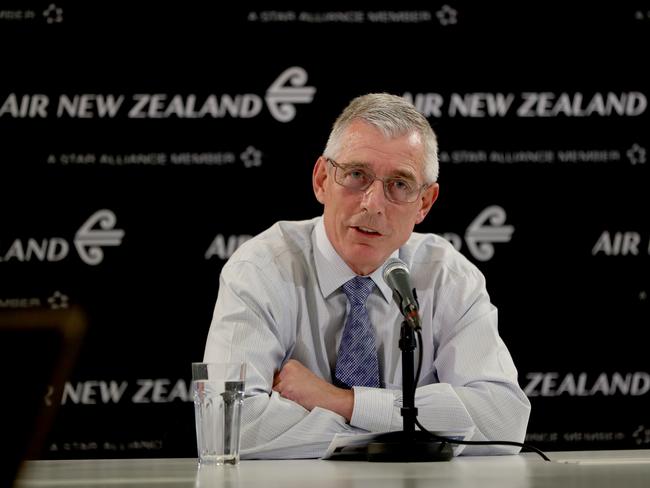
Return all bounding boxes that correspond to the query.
[404,231,460,260]
[404,231,479,277]
[226,217,318,268]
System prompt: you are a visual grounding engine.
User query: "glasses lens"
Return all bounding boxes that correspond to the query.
[387,179,417,203]
[336,166,371,190]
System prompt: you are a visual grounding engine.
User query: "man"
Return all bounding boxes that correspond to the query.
[204,93,530,458]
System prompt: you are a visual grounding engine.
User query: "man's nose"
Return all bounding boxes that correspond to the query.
[360,179,387,213]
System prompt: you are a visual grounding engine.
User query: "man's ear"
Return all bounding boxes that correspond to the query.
[415,183,439,224]
[313,156,329,204]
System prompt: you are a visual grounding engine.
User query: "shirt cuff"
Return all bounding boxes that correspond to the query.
[350,386,395,432]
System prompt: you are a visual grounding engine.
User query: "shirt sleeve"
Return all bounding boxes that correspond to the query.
[204,260,365,459]
[350,264,531,455]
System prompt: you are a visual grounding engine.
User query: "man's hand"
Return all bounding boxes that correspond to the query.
[272,359,354,421]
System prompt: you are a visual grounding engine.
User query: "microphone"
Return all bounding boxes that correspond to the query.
[382,257,421,330]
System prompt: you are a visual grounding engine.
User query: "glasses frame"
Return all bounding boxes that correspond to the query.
[325,157,430,204]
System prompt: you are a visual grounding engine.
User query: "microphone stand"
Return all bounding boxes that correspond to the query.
[365,299,453,462]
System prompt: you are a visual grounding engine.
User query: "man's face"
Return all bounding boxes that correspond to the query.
[313,120,439,276]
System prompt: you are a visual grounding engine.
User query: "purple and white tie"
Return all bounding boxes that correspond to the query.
[334,276,381,388]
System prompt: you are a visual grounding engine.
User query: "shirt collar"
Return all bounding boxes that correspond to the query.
[313,216,395,303]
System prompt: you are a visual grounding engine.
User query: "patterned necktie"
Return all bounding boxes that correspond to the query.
[334,276,381,389]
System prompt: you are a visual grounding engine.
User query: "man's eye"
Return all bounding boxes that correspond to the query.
[346,169,367,180]
[392,179,413,192]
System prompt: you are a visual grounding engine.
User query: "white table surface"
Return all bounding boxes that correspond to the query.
[14,450,650,488]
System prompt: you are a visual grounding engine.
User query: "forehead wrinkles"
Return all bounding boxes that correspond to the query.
[340,131,420,163]
[334,123,425,178]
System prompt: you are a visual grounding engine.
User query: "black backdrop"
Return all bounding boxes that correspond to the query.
[1,3,649,457]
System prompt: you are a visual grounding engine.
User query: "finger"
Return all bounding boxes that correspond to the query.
[283,359,301,373]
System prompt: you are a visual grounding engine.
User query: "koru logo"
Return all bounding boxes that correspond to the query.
[442,205,514,261]
[265,67,316,122]
[465,206,514,261]
[74,209,125,265]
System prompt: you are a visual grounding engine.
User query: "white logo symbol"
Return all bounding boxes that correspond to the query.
[48,291,69,310]
[627,143,646,165]
[632,425,650,445]
[465,206,514,261]
[74,210,125,265]
[265,67,316,122]
[436,5,458,26]
[240,146,262,167]
[43,3,63,23]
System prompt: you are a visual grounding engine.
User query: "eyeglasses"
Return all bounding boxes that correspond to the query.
[325,157,429,204]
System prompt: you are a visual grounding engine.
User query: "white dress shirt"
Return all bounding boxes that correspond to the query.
[204,217,530,458]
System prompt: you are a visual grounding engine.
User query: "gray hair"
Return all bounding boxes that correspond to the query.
[323,93,439,183]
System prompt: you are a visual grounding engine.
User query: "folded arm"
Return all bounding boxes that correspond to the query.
[204,261,363,459]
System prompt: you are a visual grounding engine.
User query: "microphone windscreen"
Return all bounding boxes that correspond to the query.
[382,257,409,284]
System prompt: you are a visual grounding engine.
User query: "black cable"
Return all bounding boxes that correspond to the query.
[414,418,551,461]
[412,330,551,462]
[415,329,424,396]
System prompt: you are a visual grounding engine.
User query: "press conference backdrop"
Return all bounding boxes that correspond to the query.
[1,4,648,458]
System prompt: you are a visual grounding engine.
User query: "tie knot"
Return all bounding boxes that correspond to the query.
[342,276,375,306]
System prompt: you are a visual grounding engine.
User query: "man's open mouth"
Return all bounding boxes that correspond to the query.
[354,226,381,236]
